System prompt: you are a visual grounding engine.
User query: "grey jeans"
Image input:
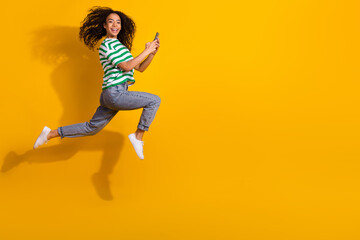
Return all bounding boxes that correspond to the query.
[58,81,161,139]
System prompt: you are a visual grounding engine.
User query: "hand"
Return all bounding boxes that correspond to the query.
[145,38,160,55]
[150,38,160,55]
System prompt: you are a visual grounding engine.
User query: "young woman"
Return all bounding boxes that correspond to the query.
[33,7,161,160]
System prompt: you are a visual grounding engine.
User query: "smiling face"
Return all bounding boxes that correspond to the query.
[103,13,121,38]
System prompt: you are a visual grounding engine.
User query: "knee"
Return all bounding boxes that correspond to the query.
[145,94,161,109]
[86,122,102,136]
[153,95,161,107]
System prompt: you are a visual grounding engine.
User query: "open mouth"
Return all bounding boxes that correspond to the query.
[111,28,118,32]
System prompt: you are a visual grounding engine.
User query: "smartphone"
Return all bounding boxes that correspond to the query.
[154,32,159,41]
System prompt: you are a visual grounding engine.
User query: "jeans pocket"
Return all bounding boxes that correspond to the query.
[115,82,127,93]
[100,89,115,108]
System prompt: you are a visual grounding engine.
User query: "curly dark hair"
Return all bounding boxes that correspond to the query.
[79,6,136,51]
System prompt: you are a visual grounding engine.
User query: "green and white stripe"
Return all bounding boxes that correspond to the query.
[99,38,135,90]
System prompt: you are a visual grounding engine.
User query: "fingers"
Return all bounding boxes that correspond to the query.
[148,39,160,52]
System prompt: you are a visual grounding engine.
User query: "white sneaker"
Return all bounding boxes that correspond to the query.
[128,133,144,159]
[33,126,51,149]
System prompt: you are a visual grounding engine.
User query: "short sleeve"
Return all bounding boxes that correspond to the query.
[99,41,133,67]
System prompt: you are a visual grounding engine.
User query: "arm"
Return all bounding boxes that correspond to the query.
[117,50,150,72]
[134,39,160,72]
[134,54,155,72]
[117,40,159,72]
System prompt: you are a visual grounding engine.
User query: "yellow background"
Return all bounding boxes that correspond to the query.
[1,0,360,239]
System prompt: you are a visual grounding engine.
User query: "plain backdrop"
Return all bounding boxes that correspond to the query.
[1,0,360,239]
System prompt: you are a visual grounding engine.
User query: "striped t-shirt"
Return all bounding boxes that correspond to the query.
[99,38,135,90]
